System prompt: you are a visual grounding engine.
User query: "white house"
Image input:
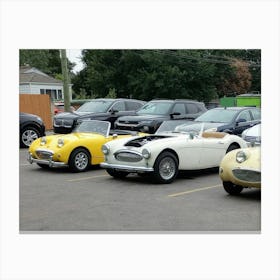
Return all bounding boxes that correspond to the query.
[19,66,72,100]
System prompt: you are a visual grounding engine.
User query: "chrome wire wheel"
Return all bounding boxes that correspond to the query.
[153,151,178,183]
[158,156,177,180]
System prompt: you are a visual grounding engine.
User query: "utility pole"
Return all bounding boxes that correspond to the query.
[60,49,71,111]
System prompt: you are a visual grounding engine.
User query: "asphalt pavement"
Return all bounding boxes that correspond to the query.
[19,149,261,232]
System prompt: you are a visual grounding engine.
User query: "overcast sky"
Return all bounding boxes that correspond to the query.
[66,49,84,73]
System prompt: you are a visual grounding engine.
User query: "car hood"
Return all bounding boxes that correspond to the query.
[31,132,105,150]
[223,146,261,170]
[111,134,184,149]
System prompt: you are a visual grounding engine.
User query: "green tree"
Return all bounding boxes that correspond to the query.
[205,49,261,94]
[20,49,75,77]
[71,49,261,102]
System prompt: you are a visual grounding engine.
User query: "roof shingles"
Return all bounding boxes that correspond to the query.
[19,66,62,84]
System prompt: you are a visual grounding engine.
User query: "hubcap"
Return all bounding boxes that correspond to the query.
[159,157,176,180]
[22,130,38,146]
[75,152,88,170]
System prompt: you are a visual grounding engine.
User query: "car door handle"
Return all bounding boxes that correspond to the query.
[218,141,224,144]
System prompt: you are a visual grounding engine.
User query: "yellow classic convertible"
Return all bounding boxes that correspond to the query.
[28,120,145,172]
[219,146,261,195]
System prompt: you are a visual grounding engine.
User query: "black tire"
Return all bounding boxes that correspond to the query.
[152,151,178,184]
[226,144,240,153]
[223,181,243,195]
[106,169,129,179]
[37,163,50,169]
[20,126,40,148]
[69,148,91,172]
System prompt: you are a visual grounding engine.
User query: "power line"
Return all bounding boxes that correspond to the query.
[134,49,261,68]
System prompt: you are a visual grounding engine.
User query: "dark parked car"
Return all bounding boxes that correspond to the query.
[53,101,75,115]
[114,99,207,133]
[53,98,146,134]
[177,107,261,136]
[20,112,46,148]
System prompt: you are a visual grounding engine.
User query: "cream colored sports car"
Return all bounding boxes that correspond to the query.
[219,146,261,195]
[101,120,248,184]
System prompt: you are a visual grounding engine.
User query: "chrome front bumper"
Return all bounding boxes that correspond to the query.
[27,153,68,168]
[100,162,154,173]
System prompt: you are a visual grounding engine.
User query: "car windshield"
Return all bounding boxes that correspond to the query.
[156,120,201,135]
[74,120,110,136]
[195,109,238,123]
[77,100,114,113]
[137,102,173,115]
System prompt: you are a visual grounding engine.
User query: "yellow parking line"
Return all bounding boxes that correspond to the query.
[67,174,109,182]
[168,184,222,197]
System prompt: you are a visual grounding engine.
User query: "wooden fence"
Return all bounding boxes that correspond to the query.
[19,94,53,130]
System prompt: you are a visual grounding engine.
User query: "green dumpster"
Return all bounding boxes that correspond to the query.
[236,94,261,107]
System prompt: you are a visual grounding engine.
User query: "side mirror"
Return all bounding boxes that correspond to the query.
[110,109,119,115]
[112,134,118,139]
[236,118,246,126]
[170,112,181,119]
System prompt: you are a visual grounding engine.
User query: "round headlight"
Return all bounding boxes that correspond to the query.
[40,136,47,145]
[57,138,64,148]
[236,151,247,163]
[142,148,151,159]
[102,144,110,155]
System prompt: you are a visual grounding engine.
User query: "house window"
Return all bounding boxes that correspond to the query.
[58,90,62,99]
[46,89,52,98]
[40,88,62,100]
[51,89,57,100]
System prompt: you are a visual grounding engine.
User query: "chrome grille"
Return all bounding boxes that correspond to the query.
[36,150,53,160]
[232,168,261,183]
[114,151,143,162]
[118,120,138,126]
[118,120,139,125]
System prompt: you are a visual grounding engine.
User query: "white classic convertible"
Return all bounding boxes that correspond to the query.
[100,120,248,184]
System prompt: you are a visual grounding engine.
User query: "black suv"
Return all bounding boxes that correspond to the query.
[53,98,146,133]
[20,112,46,148]
[115,99,207,133]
